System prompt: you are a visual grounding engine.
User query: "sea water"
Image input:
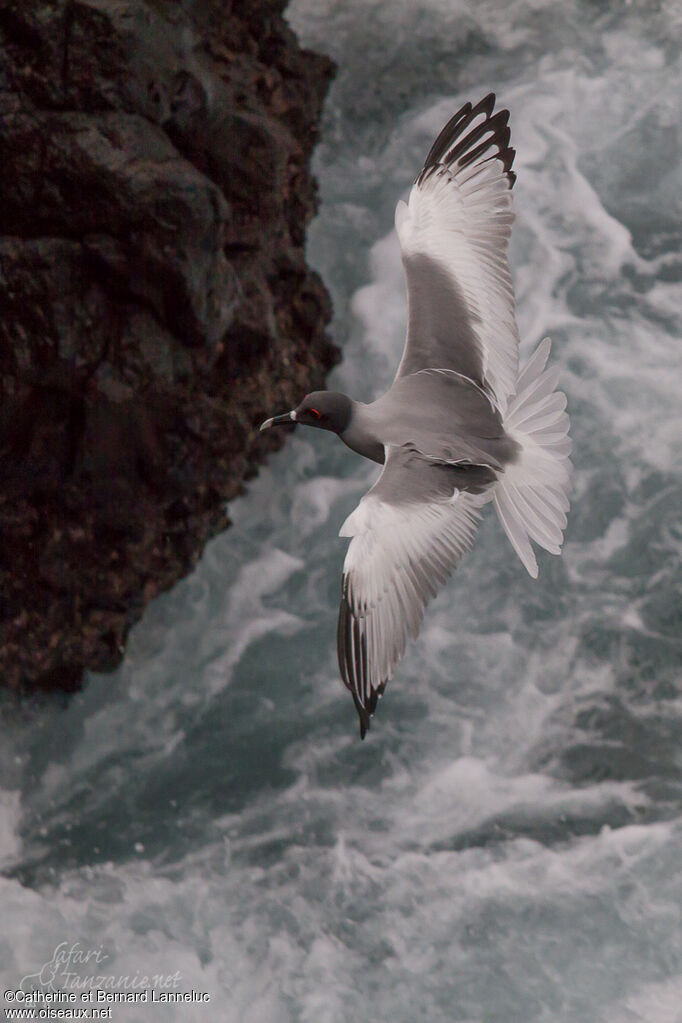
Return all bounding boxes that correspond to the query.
[1,1,681,1020]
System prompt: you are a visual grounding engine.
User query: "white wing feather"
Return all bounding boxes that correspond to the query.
[338,461,482,736]
[395,97,519,412]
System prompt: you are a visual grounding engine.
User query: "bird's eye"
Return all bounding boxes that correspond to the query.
[310,408,321,419]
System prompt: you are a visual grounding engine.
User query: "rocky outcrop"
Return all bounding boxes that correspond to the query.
[0,0,337,691]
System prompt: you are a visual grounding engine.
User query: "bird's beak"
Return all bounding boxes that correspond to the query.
[259,410,297,432]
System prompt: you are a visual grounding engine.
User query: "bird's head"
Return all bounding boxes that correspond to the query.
[259,391,352,435]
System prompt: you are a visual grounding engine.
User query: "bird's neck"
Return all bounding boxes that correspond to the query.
[340,402,385,464]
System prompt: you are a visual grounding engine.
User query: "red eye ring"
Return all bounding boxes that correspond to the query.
[310,408,321,419]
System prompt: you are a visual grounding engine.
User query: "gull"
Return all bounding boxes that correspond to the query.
[260,94,571,737]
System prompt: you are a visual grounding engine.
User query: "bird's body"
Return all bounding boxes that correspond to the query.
[354,370,518,466]
[260,94,572,737]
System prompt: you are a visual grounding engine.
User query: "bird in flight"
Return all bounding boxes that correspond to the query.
[260,93,571,737]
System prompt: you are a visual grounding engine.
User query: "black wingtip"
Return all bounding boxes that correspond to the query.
[479,92,497,115]
[419,92,516,190]
[423,101,472,168]
[339,589,391,740]
[356,699,370,740]
[352,680,387,740]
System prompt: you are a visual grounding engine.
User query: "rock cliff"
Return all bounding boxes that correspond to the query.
[0,0,337,690]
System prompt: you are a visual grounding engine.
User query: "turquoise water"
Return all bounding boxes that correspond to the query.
[2,1,682,1020]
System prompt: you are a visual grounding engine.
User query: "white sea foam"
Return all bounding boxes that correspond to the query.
[607,975,682,1023]
[198,547,306,696]
[2,0,681,1020]
[3,814,677,1022]
[0,789,21,868]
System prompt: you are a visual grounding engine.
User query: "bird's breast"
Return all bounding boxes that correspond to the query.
[340,408,386,464]
[340,430,385,465]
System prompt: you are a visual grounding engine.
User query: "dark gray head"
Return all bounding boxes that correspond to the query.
[260,391,353,436]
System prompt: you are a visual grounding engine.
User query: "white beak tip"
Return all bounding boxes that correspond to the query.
[259,410,296,432]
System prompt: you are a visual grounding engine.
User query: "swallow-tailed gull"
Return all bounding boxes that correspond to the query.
[260,93,572,737]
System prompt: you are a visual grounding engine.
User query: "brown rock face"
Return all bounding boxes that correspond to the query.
[0,0,338,691]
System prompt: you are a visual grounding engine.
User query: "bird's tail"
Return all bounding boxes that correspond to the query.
[494,339,572,577]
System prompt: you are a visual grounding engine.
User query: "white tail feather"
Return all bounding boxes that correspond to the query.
[493,338,572,577]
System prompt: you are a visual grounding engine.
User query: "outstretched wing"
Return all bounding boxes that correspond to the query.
[337,446,483,737]
[395,93,519,413]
